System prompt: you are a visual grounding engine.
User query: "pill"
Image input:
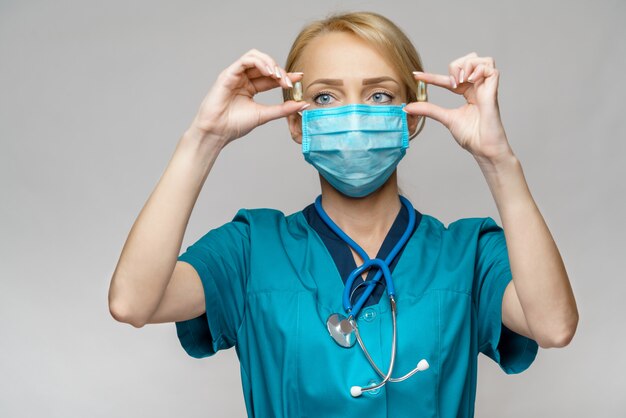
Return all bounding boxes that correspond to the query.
[293,81,303,101]
[417,80,427,102]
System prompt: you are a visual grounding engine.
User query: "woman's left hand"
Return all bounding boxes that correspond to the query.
[404,52,514,164]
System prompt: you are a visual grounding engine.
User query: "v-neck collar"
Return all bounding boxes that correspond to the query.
[302,198,422,309]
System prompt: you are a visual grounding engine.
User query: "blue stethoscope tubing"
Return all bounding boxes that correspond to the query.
[314,194,429,397]
[314,194,415,317]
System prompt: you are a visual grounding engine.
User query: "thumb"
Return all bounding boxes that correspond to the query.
[257,101,309,126]
[403,102,451,130]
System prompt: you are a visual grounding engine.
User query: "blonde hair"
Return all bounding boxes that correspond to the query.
[281,10,425,107]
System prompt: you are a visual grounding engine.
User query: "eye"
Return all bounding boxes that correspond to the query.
[311,89,395,106]
[370,90,394,104]
[312,91,335,106]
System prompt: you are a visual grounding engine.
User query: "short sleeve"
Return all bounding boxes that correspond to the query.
[474,217,539,374]
[174,209,250,359]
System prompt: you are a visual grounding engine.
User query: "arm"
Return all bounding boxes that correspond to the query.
[475,152,578,348]
[108,127,224,328]
[108,49,304,328]
[405,53,578,349]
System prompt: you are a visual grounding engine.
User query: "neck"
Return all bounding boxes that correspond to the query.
[318,171,402,243]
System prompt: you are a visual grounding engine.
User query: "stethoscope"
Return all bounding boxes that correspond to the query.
[314,194,430,398]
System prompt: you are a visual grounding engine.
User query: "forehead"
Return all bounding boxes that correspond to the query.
[299,31,399,81]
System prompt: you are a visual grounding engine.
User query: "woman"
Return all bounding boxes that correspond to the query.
[108,11,579,417]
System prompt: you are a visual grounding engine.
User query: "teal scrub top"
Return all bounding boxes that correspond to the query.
[174,202,539,418]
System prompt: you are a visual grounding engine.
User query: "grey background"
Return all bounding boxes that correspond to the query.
[1,0,624,416]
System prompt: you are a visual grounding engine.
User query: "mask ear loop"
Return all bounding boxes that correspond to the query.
[408,80,427,140]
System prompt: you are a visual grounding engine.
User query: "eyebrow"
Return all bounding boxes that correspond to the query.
[306,76,399,91]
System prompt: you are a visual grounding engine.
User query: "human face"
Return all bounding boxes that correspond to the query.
[287,31,418,144]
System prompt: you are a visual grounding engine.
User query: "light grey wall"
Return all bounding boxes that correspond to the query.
[1,0,624,417]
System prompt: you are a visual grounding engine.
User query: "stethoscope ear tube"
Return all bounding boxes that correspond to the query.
[315,195,413,318]
[343,258,394,313]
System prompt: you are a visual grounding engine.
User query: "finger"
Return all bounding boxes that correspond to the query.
[449,52,478,85]
[467,64,487,84]
[469,62,498,85]
[286,71,304,82]
[263,62,292,89]
[244,66,267,80]
[257,101,310,126]
[221,54,275,87]
[246,49,277,71]
[250,72,304,94]
[470,66,500,98]
[283,71,304,90]
[462,57,495,84]
[223,51,294,91]
[249,75,279,94]
[246,49,285,79]
[412,71,457,92]
[245,49,297,89]
[402,101,452,129]
[276,67,293,88]
[248,68,302,82]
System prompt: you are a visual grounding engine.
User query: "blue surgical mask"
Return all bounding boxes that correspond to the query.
[301,103,410,198]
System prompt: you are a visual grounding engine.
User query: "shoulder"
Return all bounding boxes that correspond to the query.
[416,213,505,266]
[415,213,508,294]
[230,207,300,225]
[418,212,503,240]
[224,207,307,238]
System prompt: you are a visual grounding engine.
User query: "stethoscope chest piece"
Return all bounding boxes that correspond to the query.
[326,313,356,348]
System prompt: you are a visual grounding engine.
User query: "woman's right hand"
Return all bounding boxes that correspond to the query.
[189,49,308,147]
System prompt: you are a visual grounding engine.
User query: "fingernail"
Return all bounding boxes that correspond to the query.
[285,77,293,88]
[401,108,409,113]
[291,71,304,75]
[412,71,423,76]
[459,69,465,83]
[266,65,274,76]
[274,66,282,78]
[450,75,457,89]
[299,103,311,110]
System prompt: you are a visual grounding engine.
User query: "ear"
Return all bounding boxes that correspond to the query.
[287,111,303,144]
[407,113,419,140]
